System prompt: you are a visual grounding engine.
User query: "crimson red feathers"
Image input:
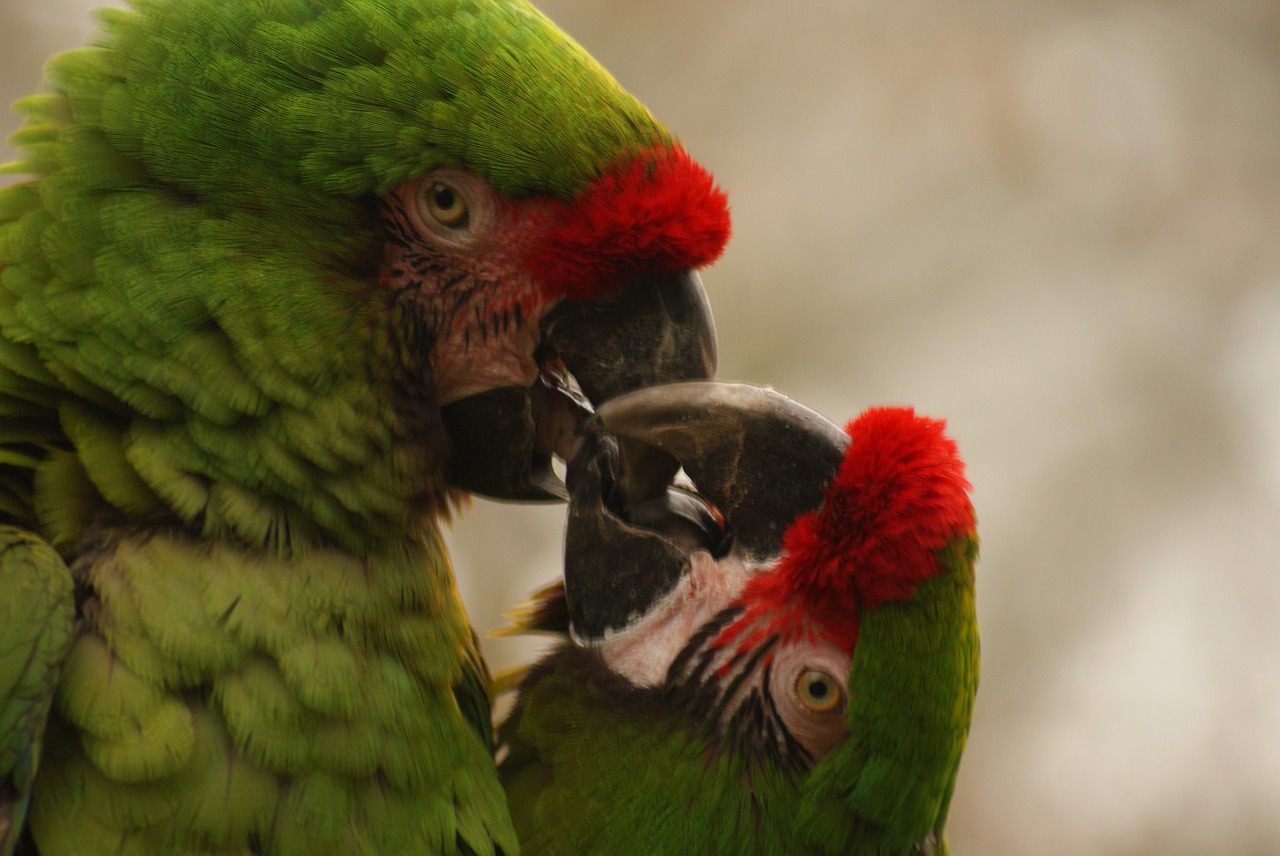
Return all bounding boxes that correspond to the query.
[720,407,974,653]
[526,145,731,302]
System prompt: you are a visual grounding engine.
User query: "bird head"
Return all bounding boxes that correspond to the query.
[551,382,978,834]
[2,0,729,550]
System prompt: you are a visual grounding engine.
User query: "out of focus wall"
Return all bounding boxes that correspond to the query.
[5,1,1280,853]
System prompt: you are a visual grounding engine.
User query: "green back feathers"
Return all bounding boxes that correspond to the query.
[0,527,75,856]
[501,647,812,856]
[0,0,670,553]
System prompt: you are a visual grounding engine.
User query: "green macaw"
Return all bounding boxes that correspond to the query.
[500,383,980,855]
[0,0,730,853]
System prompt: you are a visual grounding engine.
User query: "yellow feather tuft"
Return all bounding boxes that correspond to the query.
[492,579,568,638]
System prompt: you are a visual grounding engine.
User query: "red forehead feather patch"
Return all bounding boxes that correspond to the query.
[720,407,974,654]
[525,145,731,301]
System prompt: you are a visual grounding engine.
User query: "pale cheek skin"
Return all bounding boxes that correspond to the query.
[380,170,559,408]
[429,315,544,406]
[594,551,755,688]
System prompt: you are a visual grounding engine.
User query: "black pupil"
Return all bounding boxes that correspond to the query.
[433,186,456,211]
[807,676,829,698]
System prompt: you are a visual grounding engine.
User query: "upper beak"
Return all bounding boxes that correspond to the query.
[439,269,717,502]
[563,381,850,641]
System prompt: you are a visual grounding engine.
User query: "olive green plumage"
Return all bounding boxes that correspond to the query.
[499,535,979,856]
[0,0,679,852]
[30,530,503,855]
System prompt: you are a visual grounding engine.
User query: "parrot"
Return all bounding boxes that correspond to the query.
[498,382,980,855]
[0,0,731,853]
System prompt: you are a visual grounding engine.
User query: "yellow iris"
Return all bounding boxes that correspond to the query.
[795,669,843,714]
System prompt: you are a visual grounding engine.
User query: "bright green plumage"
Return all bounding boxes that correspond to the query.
[0,0,691,853]
[30,531,503,854]
[799,538,980,855]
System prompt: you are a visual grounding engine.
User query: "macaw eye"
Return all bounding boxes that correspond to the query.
[770,646,850,761]
[423,180,470,229]
[794,668,843,714]
[392,168,496,249]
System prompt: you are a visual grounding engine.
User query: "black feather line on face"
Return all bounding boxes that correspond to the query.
[377,195,502,350]
[662,607,813,772]
[374,196,449,454]
[386,284,439,441]
[381,194,417,251]
[667,605,741,689]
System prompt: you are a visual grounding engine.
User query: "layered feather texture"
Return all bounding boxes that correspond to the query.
[29,528,511,855]
[526,145,731,302]
[721,407,974,654]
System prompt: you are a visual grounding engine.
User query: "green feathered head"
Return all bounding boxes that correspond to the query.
[60,0,669,200]
[0,0,730,553]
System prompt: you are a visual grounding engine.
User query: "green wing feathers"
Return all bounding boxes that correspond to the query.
[24,530,515,855]
[0,528,75,856]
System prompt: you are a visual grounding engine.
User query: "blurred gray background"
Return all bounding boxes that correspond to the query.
[4,0,1279,853]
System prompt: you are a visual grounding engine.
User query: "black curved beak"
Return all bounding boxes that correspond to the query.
[440,269,717,501]
[564,381,850,641]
